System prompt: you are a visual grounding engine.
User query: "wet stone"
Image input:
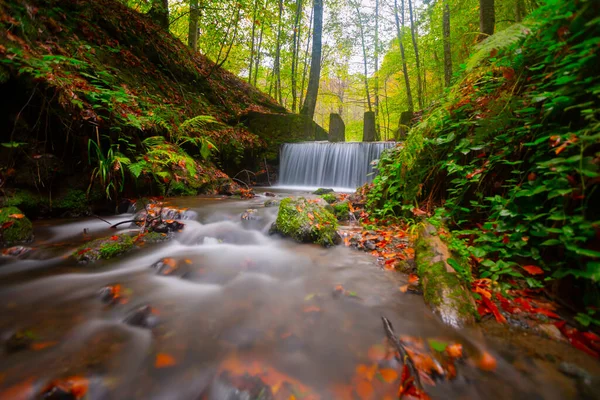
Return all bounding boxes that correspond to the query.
[123,305,159,329]
[1,246,32,257]
[41,386,77,400]
[151,220,185,233]
[264,192,276,197]
[312,188,334,195]
[264,199,280,208]
[241,209,259,221]
[364,240,376,251]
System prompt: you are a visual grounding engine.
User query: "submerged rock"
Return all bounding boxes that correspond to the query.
[72,234,134,264]
[312,188,334,195]
[2,245,33,257]
[124,305,159,329]
[264,199,280,208]
[241,209,259,221]
[269,197,340,247]
[0,207,33,246]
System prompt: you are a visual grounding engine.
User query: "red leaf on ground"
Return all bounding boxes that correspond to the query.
[522,265,544,275]
[481,295,507,323]
[155,353,177,368]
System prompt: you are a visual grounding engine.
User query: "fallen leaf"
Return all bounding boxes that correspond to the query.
[31,341,58,350]
[378,368,398,383]
[522,265,544,275]
[9,214,25,219]
[355,379,373,399]
[478,351,497,371]
[446,343,463,359]
[155,352,177,368]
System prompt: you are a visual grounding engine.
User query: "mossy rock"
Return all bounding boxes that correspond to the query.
[320,193,336,204]
[73,234,135,264]
[53,189,91,217]
[0,207,33,246]
[270,197,340,247]
[313,188,334,195]
[333,201,350,221]
[415,223,477,327]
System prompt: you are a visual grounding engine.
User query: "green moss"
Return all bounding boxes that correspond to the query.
[414,234,477,320]
[73,234,134,263]
[168,181,198,196]
[2,190,48,217]
[0,207,33,245]
[333,201,350,221]
[271,197,340,247]
[53,189,89,215]
[320,193,336,204]
[313,188,334,195]
[142,231,170,243]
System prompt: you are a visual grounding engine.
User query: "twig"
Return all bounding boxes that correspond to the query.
[110,219,137,229]
[381,316,424,392]
[232,177,249,189]
[93,214,113,225]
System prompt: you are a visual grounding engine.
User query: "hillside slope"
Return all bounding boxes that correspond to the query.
[0,0,322,214]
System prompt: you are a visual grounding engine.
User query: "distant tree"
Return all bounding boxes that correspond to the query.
[479,0,495,40]
[301,0,323,119]
[148,0,169,29]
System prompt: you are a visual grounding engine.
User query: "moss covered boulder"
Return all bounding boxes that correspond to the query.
[270,198,340,247]
[415,223,477,328]
[0,207,33,246]
[73,234,135,264]
[320,193,337,204]
[333,201,351,221]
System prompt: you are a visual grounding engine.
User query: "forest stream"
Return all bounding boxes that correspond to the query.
[1,190,598,400]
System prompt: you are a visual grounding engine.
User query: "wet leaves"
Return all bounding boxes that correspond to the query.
[522,265,544,275]
[41,376,89,399]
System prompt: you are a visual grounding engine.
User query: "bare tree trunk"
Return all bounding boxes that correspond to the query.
[248,0,259,83]
[515,0,525,22]
[299,6,313,109]
[407,0,423,110]
[291,0,303,112]
[374,0,380,140]
[393,0,413,112]
[149,0,169,29]
[354,3,372,112]
[253,2,265,87]
[188,0,200,50]
[443,0,452,87]
[273,0,284,104]
[478,0,495,40]
[208,4,241,77]
[300,0,323,119]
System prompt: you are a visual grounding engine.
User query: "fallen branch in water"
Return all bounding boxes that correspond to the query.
[381,316,428,399]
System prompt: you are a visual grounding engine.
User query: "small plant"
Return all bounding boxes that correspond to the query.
[87,139,131,200]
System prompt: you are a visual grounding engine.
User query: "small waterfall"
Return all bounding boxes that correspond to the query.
[278,142,396,190]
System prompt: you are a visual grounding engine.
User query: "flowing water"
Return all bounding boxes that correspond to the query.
[278,142,395,191]
[0,191,597,399]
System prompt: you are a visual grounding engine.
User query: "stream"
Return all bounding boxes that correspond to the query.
[0,190,597,399]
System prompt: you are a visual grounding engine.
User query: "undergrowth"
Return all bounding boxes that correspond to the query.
[368,0,600,304]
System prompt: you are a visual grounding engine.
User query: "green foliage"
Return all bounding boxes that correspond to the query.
[320,193,336,204]
[87,139,131,200]
[368,0,600,298]
[0,207,33,244]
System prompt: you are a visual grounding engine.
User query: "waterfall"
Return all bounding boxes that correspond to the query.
[278,142,396,191]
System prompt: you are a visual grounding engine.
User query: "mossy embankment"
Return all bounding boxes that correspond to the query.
[0,0,323,217]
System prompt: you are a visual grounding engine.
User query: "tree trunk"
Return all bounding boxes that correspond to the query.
[393,0,413,112]
[253,3,265,87]
[188,0,199,50]
[407,0,423,110]
[443,0,452,87]
[300,0,323,120]
[354,4,372,112]
[273,0,284,104]
[299,6,313,109]
[478,0,495,40]
[374,0,380,140]
[515,0,525,22]
[291,0,304,112]
[248,0,259,83]
[149,0,169,29]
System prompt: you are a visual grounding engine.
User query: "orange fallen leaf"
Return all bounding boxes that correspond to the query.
[408,274,419,284]
[303,305,321,313]
[155,352,177,368]
[399,285,409,293]
[356,363,377,381]
[31,341,58,350]
[163,258,177,268]
[478,351,497,371]
[184,259,192,264]
[9,214,25,219]
[522,265,543,275]
[307,213,314,220]
[446,343,463,359]
[379,368,399,383]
